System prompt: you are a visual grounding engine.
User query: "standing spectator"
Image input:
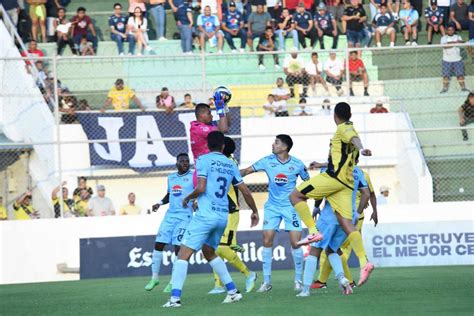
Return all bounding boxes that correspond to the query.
[54,8,78,56]
[197,5,224,53]
[437,0,451,28]
[326,0,345,24]
[27,0,47,42]
[263,94,277,117]
[425,0,446,45]
[51,181,75,218]
[73,176,93,202]
[271,77,290,116]
[370,101,389,113]
[348,51,369,96]
[156,87,177,113]
[222,1,247,52]
[102,79,145,111]
[458,92,474,141]
[79,36,94,56]
[149,0,167,41]
[175,0,194,54]
[3,0,20,27]
[283,50,309,98]
[324,51,345,96]
[129,0,147,16]
[0,197,7,220]
[257,26,280,70]
[20,40,44,67]
[377,186,390,205]
[128,7,154,55]
[180,93,197,108]
[440,25,468,93]
[74,188,91,217]
[275,7,299,51]
[120,192,142,215]
[399,0,419,45]
[292,97,313,115]
[342,0,367,50]
[450,0,470,31]
[314,3,339,50]
[373,3,396,47]
[110,3,136,55]
[88,185,115,217]
[13,190,39,220]
[247,4,272,51]
[305,52,330,95]
[71,7,98,53]
[267,0,282,19]
[293,2,317,50]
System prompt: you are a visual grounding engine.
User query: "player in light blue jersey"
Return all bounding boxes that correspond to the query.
[163,131,260,308]
[145,153,194,292]
[240,134,310,292]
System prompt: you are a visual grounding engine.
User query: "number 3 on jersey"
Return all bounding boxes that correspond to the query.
[215,177,227,198]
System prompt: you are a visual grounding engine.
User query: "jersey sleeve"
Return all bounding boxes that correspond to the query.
[299,162,310,181]
[107,88,114,99]
[232,163,244,185]
[356,168,368,189]
[338,123,359,143]
[251,157,267,172]
[127,87,135,99]
[197,15,204,26]
[363,171,374,193]
[196,156,208,178]
[108,16,114,27]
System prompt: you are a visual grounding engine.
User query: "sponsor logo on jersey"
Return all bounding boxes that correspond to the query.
[172,185,183,196]
[274,173,288,186]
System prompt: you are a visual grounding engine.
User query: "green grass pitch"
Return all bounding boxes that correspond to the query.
[1,266,473,315]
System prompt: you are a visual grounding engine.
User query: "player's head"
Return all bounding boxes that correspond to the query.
[207,131,225,152]
[334,102,352,123]
[273,134,293,154]
[223,136,236,158]
[195,103,212,123]
[128,192,136,204]
[176,153,190,173]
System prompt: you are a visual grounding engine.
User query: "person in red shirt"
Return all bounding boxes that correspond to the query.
[348,51,369,96]
[370,102,389,113]
[284,0,300,14]
[20,40,44,67]
[71,7,98,54]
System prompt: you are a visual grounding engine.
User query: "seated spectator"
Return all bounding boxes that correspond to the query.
[305,52,329,95]
[271,77,290,116]
[399,0,419,45]
[324,52,345,96]
[79,36,95,56]
[3,0,20,27]
[59,88,79,123]
[348,51,369,96]
[263,94,277,117]
[128,0,147,16]
[440,25,468,93]
[202,0,223,20]
[450,0,469,31]
[35,60,47,83]
[370,101,389,113]
[294,2,317,50]
[314,3,339,50]
[373,3,396,47]
[342,0,367,49]
[257,26,280,70]
[73,176,94,202]
[293,97,313,116]
[149,0,167,41]
[458,92,474,141]
[77,99,92,111]
[27,0,47,43]
[54,8,77,56]
[369,0,391,21]
[156,87,177,113]
[110,3,136,55]
[74,188,91,217]
[13,190,39,220]
[175,0,194,54]
[321,98,332,114]
[377,186,390,205]
[275,8,299,51]
[20,40,44,68]
[247,4,272,51]
[283,50,309,98]
[102,79,145,111]
[71,7,98,54]
[425,0,446,45]
[197,6,224,53]
[120,192,142,215]
[180,93,197,108]
[222,1,247,52]
[128,7,154,55]
[51,181,75,218]
[88,185,115,217]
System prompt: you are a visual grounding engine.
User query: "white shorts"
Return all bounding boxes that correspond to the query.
[376,26,395,35]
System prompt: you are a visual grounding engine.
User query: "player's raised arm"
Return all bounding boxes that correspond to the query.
[236,182,259,227]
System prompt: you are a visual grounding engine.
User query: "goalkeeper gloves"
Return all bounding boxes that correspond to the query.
[213,91,226,117]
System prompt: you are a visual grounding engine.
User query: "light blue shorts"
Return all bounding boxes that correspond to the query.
[311,220,347,252]
[181,213,227,250]
[156,213,192,246]
[263,204,302,232]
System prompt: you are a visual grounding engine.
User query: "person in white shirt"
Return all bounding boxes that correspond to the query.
[304,52,329,95]
[263,94,278,117]
[376,186,389,205]
[440,25,468,93]
[292,97,313,116]
[283,50,309,98]
[88,185,116,216]
[271,77,290,116]
[127,7,153,55]
[324,52,345,96]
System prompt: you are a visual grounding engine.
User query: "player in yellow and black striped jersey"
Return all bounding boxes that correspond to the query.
[208,137,258,294]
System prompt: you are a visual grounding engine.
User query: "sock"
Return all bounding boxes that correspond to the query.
[318,251,332,283]
[292,247,304,282]
[303,255,318,288]
[341,253,353,283]
[170,259,189,299]
[209,257,237,294]
[151,250,163,280]
[364,87,368,93]
[294,202,317,234]
[262,247,273,284]
[328,253,344,279]
[348,231,368,267]
[217,246,251,277]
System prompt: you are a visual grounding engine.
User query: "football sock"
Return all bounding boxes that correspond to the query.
[303,255,318,290]
[328,253,344,278]
[294,202,317,234]
[151,250,162,280]
[216,246,251,277]
[209,257,237,294]
[318,251,332,283]
[170,259,189,299]
[348,231,368,267]
[341,253,354,283]
[292,247,304,282]
[262,247,273,284]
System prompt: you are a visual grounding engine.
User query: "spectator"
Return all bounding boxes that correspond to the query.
[54,8,78,56]
[79,36,95,56]
[342,0,367,50]
[399,0,419,45]
[283,50,309,98]
[27,0,47,43]
[45,0,62,18]
[102,79,145,111]
[71,7,98,53]
[73,176,94,202]
[35,60,47,82]
[74,188,91,217]
[247,4,272,51]
[175,0,194,54]
[293,97,312,116]
[197,6,224,53]
[222,1,247,52]
[20,40,44,67]
[257,26,280,70]
[437,0,451,27]
[128,7,154,55]
[425,0,446,45]
[156,87,177,113]
[321,98,332,114]
[369,0,388,20]
[458,92,474,141]
[3,0,20,27]
[305,52,330,95]
[326,0,345,24]
[129,0,147,16]
[120,192,142,215]
[314,3,339,50]
[0,197,7,220]
[88,185,115,217]
[263,94,277,117]
[267,0,282,19]
[271,77,290,116]
[149,0,167,41]
[293,2,316,50]
[348,51,369,96]
[51,181,75,218]
[77,99,92,111]
[59,88,79,123]
[13,190,39,220]
[370,101,389,113]
[377,186,389,205]
[250,0,266,12]
[373,3,396,47]
[450,0,469,31]
[180,93,197,108]
[110,3,136,55]
[201,0,223,20]
[285,0,300,14]
[440,25,468,93]
[324,51,345,96]
[275,7,299,51]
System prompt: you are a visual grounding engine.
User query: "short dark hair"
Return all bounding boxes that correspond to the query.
[265,26,273,31]
[162,87,168,91]
[380,3,387,7]
[77,7,86,13]
[184,93,191,98]
[79,176,87,182]
[334,102,352,121]
[176,153,189,161]
[58,7,66,13]
[311,52,318,57]
[350,51,358,55]
[113,3,122,8]
[299,97,307,104]
[207,131,225,151]
[276,134,293,152]
[268,94,274,97]
[223,137,236,157]
[195,103,210,117]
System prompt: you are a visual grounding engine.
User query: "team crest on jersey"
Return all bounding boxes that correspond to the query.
[289,166,295,171]
[274,173,288,186]
[172,185,183,196]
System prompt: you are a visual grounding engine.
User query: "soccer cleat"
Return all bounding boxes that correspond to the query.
[163,283,172,293]
[257,283,273,293]
[350,282,357,288]
[310,280,327,289]
[162,298,181,308]
[297,233,324,246]
[208,286,226,295]
[296,288,310,297]
[245,271,257,293]
[144,279,160,291]
[338,277,353,295]
[358,262,375,287]
[294,280,303,292]
[230,244,245,253]
[222,291,243,303]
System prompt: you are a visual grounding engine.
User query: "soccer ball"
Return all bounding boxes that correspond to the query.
[214,86,232,104]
